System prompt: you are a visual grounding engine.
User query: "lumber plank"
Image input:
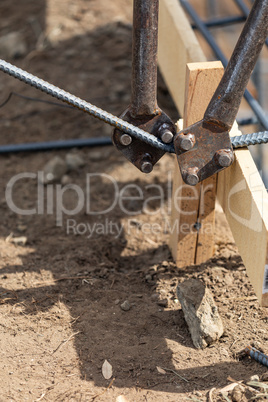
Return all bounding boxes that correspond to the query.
[169,62,223,267]
[218,125,268,306]
[158,0,206,115]
[158,0,268,305]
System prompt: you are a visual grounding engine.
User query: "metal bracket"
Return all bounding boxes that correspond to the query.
[113,108,175,173]
[174,119,233,185]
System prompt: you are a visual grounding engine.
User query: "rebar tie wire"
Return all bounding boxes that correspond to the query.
[0,59,267,152]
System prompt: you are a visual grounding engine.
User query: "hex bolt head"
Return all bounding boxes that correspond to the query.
[141,161,153,174]
[214,149,233,167]
[161,129,174,144]
[184,168,199,186]
[119,133,132,146]
[177,133,195,151]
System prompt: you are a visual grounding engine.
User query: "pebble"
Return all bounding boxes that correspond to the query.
[61,175,71,185]
[40,156,67,184]
[65,153,85,171]
[120,300,131,311]
[0,32,27,58]
[9,236,27,246]
[17,224,27,233]
[157,268,166,274]
[231,385,244,402]
[116,396,129,402]
[224,273,233,286]
[88,151,103,161]
[250,374,259,382]
[114,299,120,305]
[193,391,202,397]
[145,274,152,282]
[157,299,168,307]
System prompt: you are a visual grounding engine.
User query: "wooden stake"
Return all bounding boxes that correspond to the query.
[218,124,268,306]
[169,62,223,267]
[158,0,268,305]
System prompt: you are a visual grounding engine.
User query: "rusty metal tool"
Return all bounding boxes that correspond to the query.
[174,0,268,185]
[112,0,176,173]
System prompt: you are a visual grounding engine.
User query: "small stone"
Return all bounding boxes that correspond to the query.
[0,32,27,58]
[65,153,85,171]
[151,293,159,301]
[114,299,120,305]
[40,156,67,184]
[176,279,224,349]
[116,396,129,402]
[9,236,27,246]
[145,274,152,282]
[88,151,102,161]
[224,273,233,287]
[157,299,168,307]
[231,385,244,402]
[120,300,131,311]
[250,374,259,382]
[17,224,27,233]
[158,268,166,274]
[61,175,71,185]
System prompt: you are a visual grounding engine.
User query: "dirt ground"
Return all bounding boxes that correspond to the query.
[0,0,267,401]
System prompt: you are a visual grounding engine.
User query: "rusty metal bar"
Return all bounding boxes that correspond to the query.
[130,0,159,117]
[204,0,268,130]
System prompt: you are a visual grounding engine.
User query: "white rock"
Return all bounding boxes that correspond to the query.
[8,236,27,246]
[120,300,131,311]
[0,32,27,58]
[61,175,71,185]
[116,396,129,402]
[65,153,85,171]
[250,374,259,382]
[40,156,67,184]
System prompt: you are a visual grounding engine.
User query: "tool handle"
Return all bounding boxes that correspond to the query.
[130,0,159,117]
[204,0,268,130]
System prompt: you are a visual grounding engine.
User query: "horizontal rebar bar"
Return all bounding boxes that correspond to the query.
[192,15,246,29]
[0,59,173,153]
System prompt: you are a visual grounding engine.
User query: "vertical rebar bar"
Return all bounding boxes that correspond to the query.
[130,0,159,117]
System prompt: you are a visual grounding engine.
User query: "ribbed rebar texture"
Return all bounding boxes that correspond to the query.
[0,59,268,154]
[232,131,268,148]
[244,346,268,368]
[0,59,173,153]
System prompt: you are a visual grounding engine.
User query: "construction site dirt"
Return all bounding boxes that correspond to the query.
[0,0,267,401]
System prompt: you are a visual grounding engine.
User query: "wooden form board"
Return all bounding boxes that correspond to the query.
[218,125,268,306]
[169,63,223,267]
[158,0,206,114]
[158,0,268,305]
